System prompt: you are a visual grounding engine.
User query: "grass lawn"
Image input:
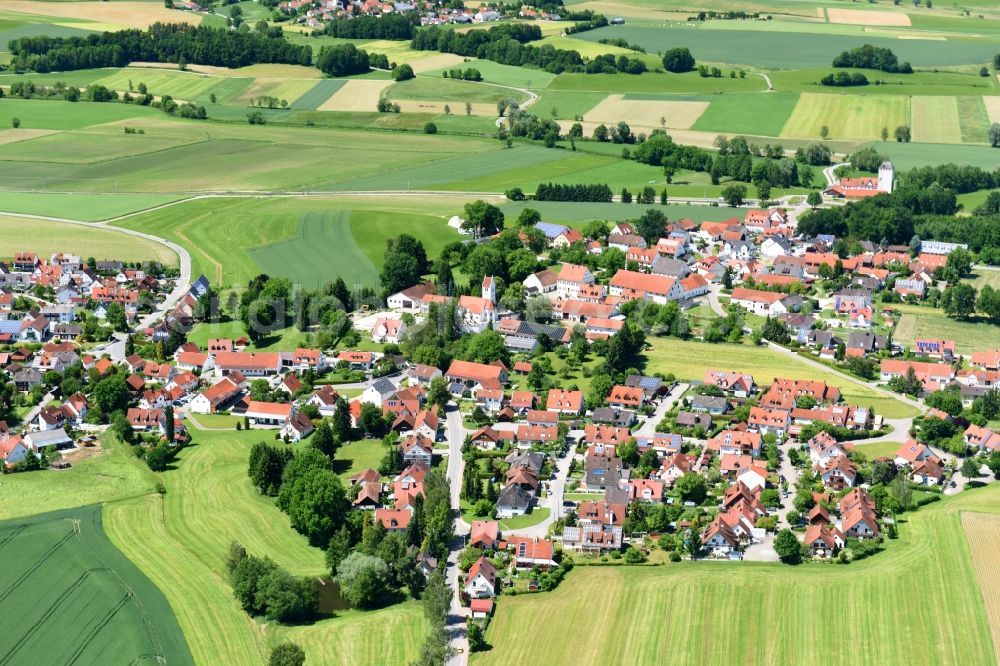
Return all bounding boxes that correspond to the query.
[0,214,177,264]
[500,507,550,531]
[500,200,747,224]
[866,140,1000,170]
[428,59,556,89]
[911,96,963,144]
[0,505,193,665]
[332,438,385,482]
[643,337,918,418]
[0,191,181,220]
[186,318,308,352]
[0,436,157,521]
[957,95,991,144]
[475,484,1000,666]
[105,424,427,666]
[0,97,162,130]
[965,268,1000,291]
[854,440,905,460]
[891,302,1000,354]
[768,68,998,97]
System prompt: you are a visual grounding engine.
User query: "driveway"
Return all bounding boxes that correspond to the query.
[635,382,689,436]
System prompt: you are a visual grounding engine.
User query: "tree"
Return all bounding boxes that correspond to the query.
[91,374,130,415]
[278,468,348,545]
[257,568,318,622]
[807,191,822,208]
[894,125,912,142]
[721,184,747,207]
[662,47,695,72]
[774,529,801,564]
[146,445,173,472]
[10,117,19,129]
[961,457,980,479]
[990,122,1000,148]
[462,200,504,237]
[269,643,305,666]
[336,552,390,609]
[943,283,976,319]
[392,63,414,81]
[311,421,337,459]
[380,252,421,298]
[164,404,175,443]
[675,473,707,504]
[756,180,771,203]
[423,121,437,134]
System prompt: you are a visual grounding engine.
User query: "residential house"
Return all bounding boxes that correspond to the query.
[546,389,583,415]
[189,377,242,414]
[703,370,756,397]
[401,434,434,467]
[374,508,411,534]
[362,378,397,407]
[243,401,294,428]
[556,264,595,300]
[747,407,790,439]
[469,520,500,550]
[464,557,497,598]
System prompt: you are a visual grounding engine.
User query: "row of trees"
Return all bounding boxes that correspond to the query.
[10,23,311,73]
[820,71,869,87]
[316,43,389,77]
[320,13,417,39]
[533,182,613,202]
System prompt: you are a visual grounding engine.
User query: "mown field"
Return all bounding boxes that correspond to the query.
[0,505,194,665]
[962,511,1000,655]
[104,426,428,666]
[114,195,470,288]
[891,303,1000,355]
[0,214,177,264]
[781,93,910,141]
[476,484,1000,666]
[644,337,918,417]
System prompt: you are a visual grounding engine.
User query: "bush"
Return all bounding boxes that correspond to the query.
[423,121,438,134]
[662,47,695,72]
[623,547,646,564]
[392,63,414,81]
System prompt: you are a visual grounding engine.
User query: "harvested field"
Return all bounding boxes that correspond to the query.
[234,78,319,106]
[408,52,466,73]
[0,128,57,145]
[985,95,1000,123]
[0,1,197,28]
[582,94,708,130]
[827,7,911,26]
[394,100,496,115]
[961,512,1000,656]
[317,79,393,112]
[911,96,962,143]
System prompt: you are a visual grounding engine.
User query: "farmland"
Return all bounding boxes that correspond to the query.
[0,191,180,221]
[962,511,1000,655]
[644,337,918,418]
[476,485,1000,666]
[0,505,193,665]
[780,93,910,141]
[113,195,469,288]
[0,214,177,265]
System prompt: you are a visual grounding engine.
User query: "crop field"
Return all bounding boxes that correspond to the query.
[962,511,1000,655]
[549,71,765,95]
[826,7,910,26]
[533,90,610,120]
[291,79,346,110]
[872,140,1000,170]
[644,337,918,417]
[405,52,466,74]
[115,195,471,288]
[767,68,998,97]
[582,95,708,130]
[476,485,1000,666]
[891,303,1000,355]
[984,96,1000,123]
[0,191,180,220]
[780,93,909,141]
[691,92,799,136]
[229,77,319,107]
[0,214,177,264]
[95,68,225,102]
[250,210,380,289]
[499,200,747,224]
[317,79,394,112]
[0,98,162,130]
[0,1,198,29]
[958,96,991,143]
[572,25,1000,69]
[0,505,193,666]
[911,96,963,144]
[0,127,206,164]
[0,112,494,192]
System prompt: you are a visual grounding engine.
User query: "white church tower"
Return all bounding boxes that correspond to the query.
[482,275,496,302]
[878,161,894,193]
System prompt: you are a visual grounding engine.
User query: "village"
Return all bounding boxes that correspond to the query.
[1,171,999,654]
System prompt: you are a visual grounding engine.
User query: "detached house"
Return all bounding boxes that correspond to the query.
[464,557,497,599]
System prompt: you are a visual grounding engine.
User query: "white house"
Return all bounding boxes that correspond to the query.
[372,317,406,344]
[457,277,497,333]
[464,557,497,598]
[555,264,594,300]
[361,378,397,407]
